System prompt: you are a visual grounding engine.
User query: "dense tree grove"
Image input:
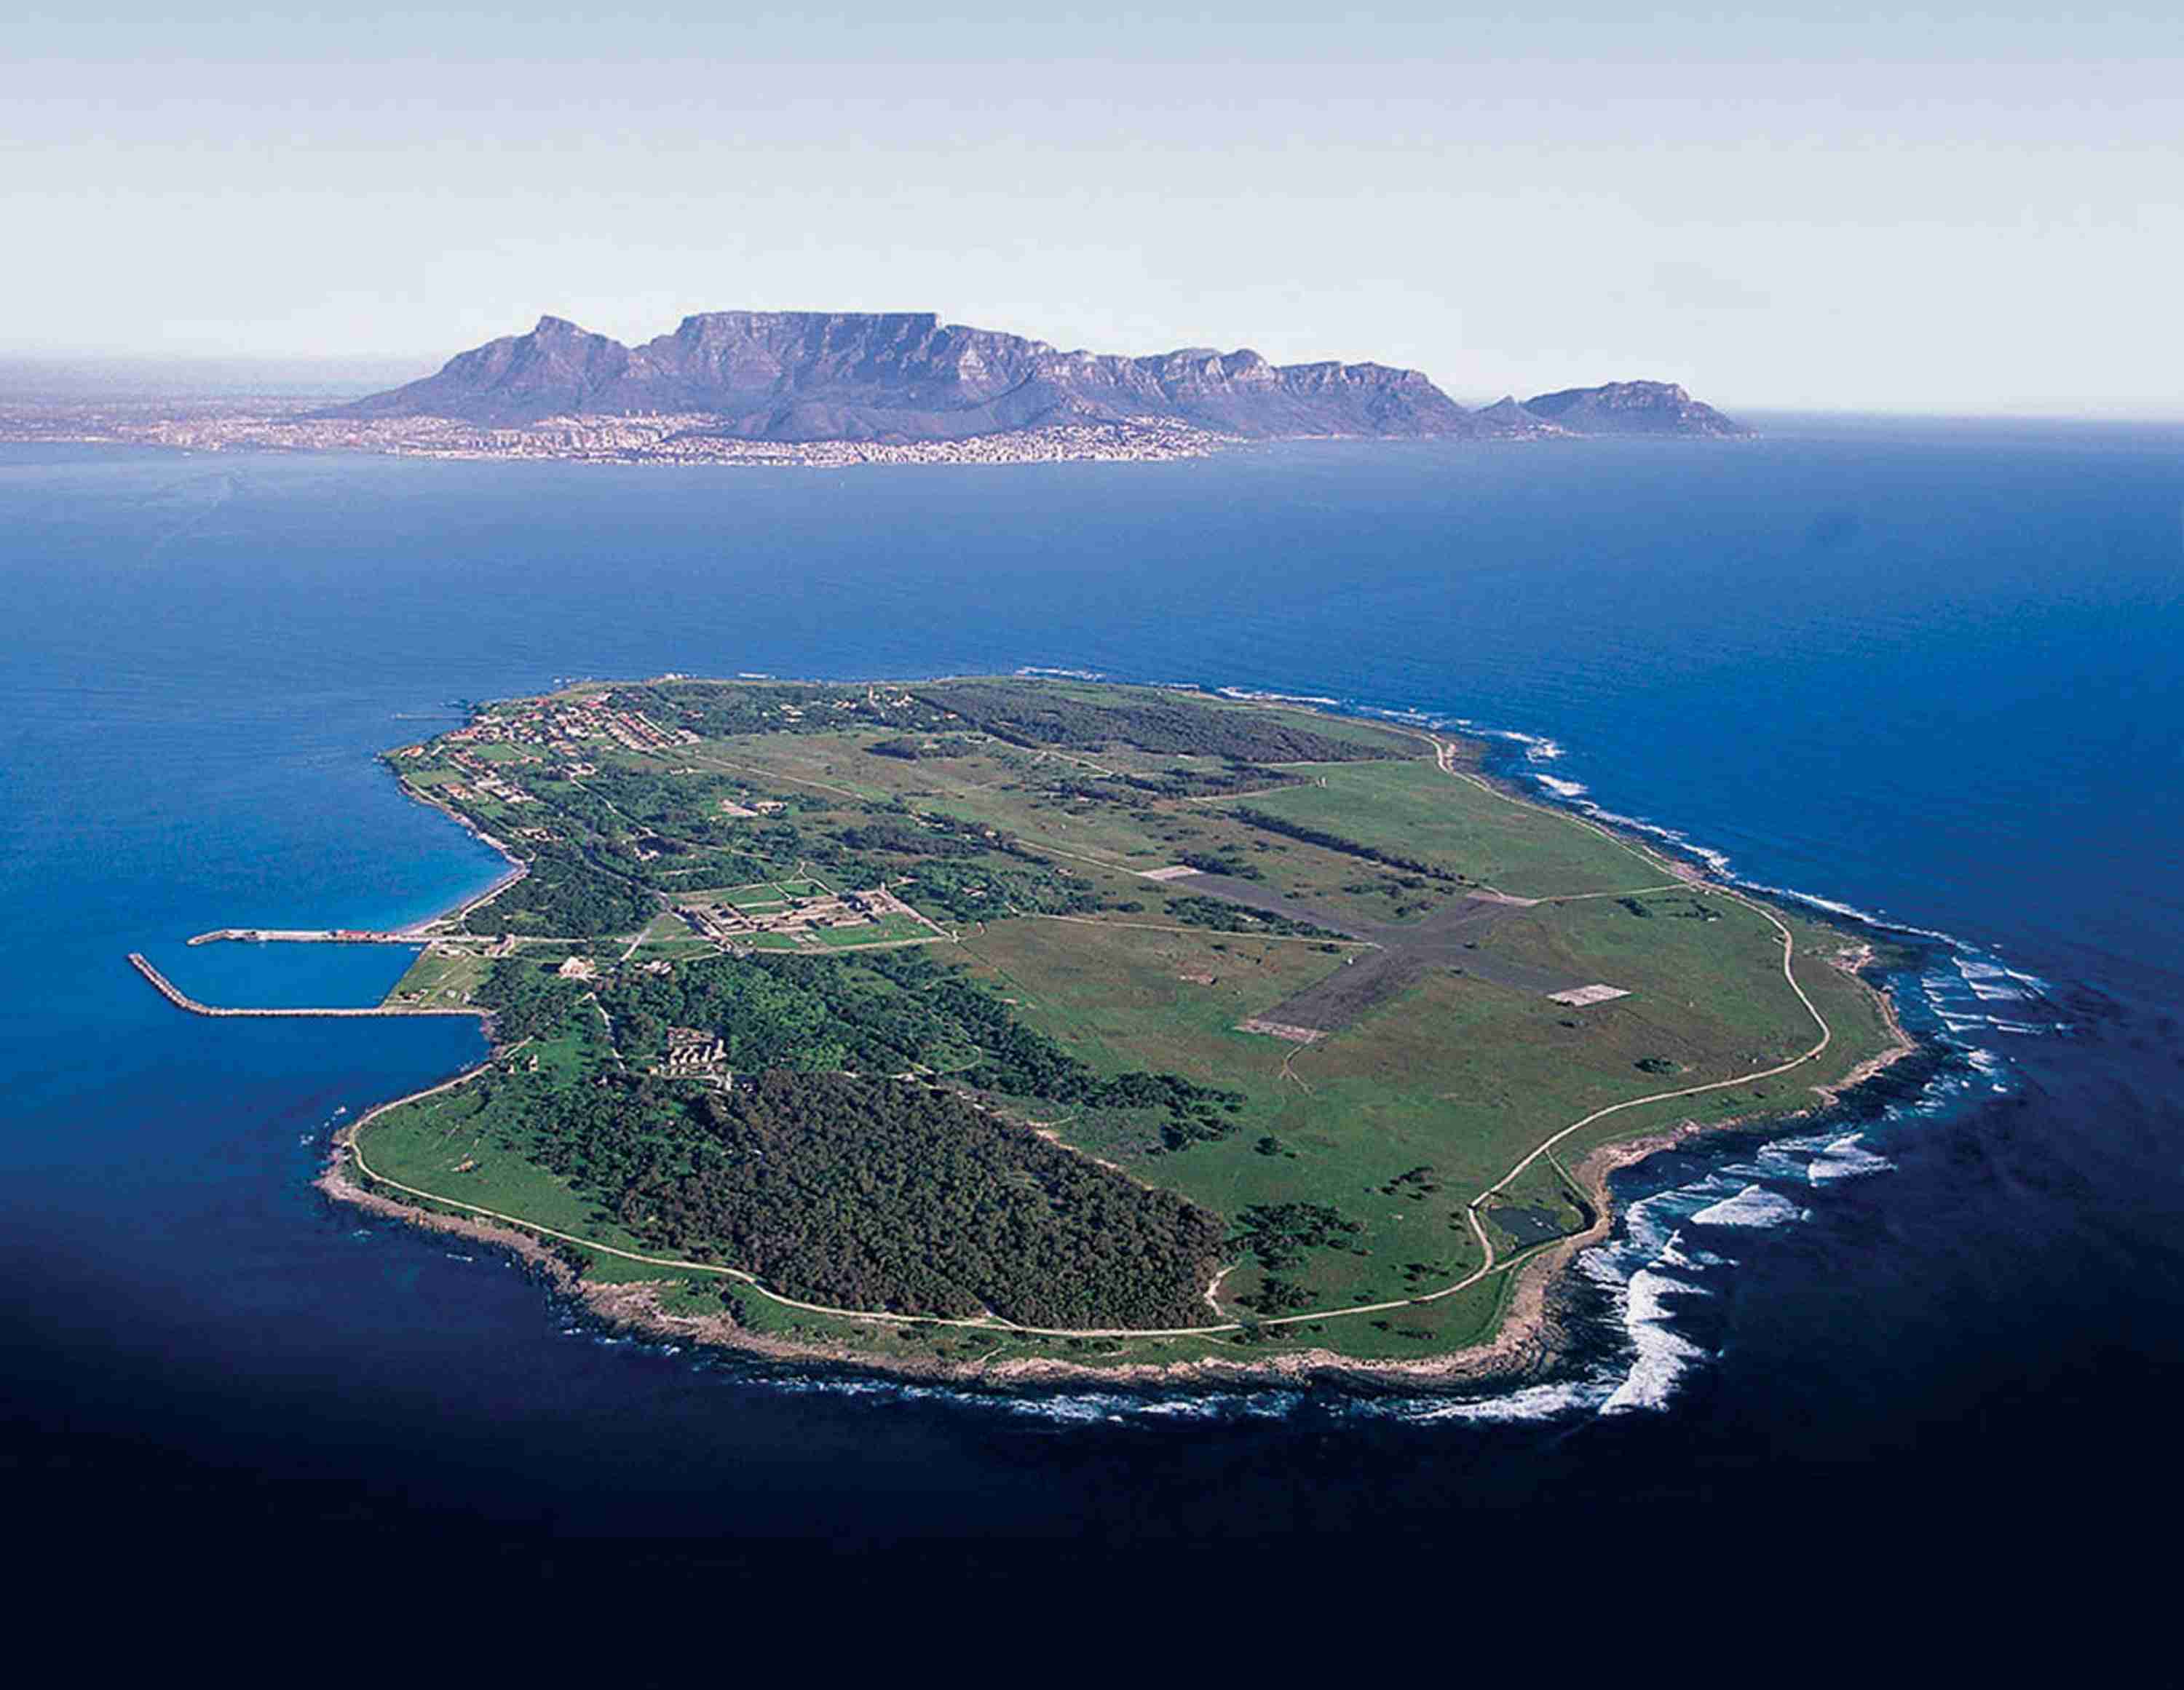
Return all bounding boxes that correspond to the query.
[474,956,592,1040]
[563,948,1245,1143]
[454,1061,1224,1326]
[893,860,1102,921]
[1177,849,1264,880]
[1243,1274,1315,1314]
[1231,1202,1365,1270]
[446,945,1246,1321]
[614,681,962,739]
[834,816,986,859]
[630,1072,1224,1325]
[1230,806,1463,883]
[1164,895,1345,939]
[909,683,1396,763]
[597,948,954,1074]
[1115,761,1299,799]
[463,843,657,937]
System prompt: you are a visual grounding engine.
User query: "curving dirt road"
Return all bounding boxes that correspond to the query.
[333,731,1837,1348]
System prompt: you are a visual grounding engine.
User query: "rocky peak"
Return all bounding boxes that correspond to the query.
[332,312,1745,441]
[1522,379,1747,436]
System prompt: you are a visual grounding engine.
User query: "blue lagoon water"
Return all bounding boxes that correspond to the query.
[4,423,2180,1582]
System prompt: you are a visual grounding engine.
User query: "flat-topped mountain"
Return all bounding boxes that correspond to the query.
[334,312,1746,444]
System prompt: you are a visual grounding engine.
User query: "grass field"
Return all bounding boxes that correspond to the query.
[355,1024,657,1253]
[815,913,935,946]
[1222,758,1659,899]
[956,879,1875,1339]
[381,945,492,1009]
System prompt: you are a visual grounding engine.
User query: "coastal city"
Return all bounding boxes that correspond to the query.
[0,402,1230,466]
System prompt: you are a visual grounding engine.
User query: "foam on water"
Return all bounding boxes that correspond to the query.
[1806,1134,1896,1184]
[1917,956,2064,1045]
[1216,685,1342,706]
[1691,1186,1809,1229]
[1601,1269,1711,1414]
[1400,1378,1611,1424]
[1956,956,2049,1000]
[1562,1185,1717,1416]
[1409,710,2044,1418]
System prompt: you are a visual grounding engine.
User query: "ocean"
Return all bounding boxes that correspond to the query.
[4,420,2180,1595]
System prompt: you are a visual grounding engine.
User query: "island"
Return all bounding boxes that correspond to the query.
[5,309,1749,467]
[143,676,1910,1381]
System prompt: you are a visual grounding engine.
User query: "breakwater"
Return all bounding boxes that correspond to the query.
[186,927,426,946]
[128,953,480,1019]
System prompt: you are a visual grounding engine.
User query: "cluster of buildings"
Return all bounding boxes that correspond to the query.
[657,1027,732,1087]
[421,692,698,774]
[767,688,922,726]
[581,698,696,755]
[395,686,943,822]
[68,410,1229,467]
[675,885,923,948]
[439,748,538,809]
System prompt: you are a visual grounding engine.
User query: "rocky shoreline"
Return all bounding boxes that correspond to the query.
[317,943,1923,1394]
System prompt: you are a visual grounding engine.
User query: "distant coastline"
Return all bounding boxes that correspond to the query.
[1,405,1230,467]
[2,306,1748,468]
[0,404,1743,469]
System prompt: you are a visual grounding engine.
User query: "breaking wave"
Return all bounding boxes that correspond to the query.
[1805,1133,1896,1184]
[1216,685,1342,707]
[1338,687,2065,1419]
[1691,1186,1809,1229]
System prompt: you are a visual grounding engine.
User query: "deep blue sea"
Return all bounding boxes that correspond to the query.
[4,421,2180,1602]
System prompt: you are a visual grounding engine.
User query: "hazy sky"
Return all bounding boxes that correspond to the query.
[9,4,2180,413]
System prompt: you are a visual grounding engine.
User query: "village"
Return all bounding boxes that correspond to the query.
[397,689,698,772]
[673,880,941,950]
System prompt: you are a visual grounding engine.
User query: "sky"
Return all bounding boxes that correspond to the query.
[7,4,2181,414]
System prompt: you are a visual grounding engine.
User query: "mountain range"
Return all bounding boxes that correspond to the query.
[334,312,1747,443]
